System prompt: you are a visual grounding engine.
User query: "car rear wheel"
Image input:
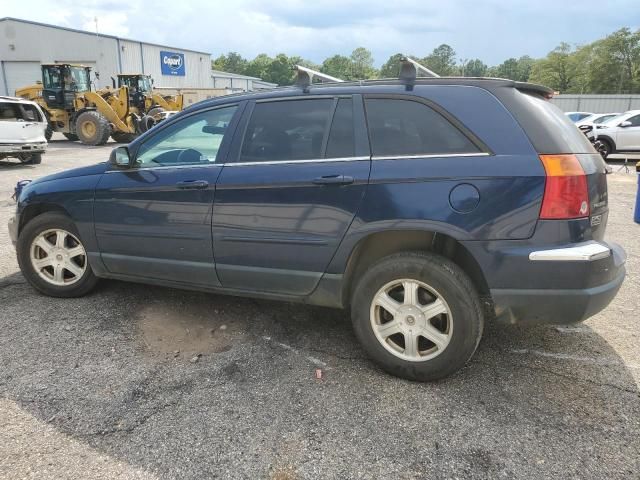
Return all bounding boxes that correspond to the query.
[351,251,483,381]
[17,212,99,297]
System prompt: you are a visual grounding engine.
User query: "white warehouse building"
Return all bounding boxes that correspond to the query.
[0,17,214,96]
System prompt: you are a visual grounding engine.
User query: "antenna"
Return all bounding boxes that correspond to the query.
[295,65,344,88]
[399,57,440,81]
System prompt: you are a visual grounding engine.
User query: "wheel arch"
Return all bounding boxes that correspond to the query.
[19,203,70,237]
[341,229,490,307]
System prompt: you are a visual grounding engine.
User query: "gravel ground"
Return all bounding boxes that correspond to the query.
[0,137,639,479]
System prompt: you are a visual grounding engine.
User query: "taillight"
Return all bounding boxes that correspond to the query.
[539,154,590,219]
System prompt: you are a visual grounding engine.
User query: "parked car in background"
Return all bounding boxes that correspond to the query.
[575,112,619,128]
[0,96,47,165]
[591,110,640,158]
[8,76,626,381]
[565,111,594,122]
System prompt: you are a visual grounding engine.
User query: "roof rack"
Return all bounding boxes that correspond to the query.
[399,57,440,81]
[294,65,344,88]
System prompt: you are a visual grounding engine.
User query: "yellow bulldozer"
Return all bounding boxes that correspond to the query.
[15,64,144,145]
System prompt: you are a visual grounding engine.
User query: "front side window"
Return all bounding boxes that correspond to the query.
[240,99,334,162]
[626,114,640,127]
[136,105,237,167]
[365,98,480,157]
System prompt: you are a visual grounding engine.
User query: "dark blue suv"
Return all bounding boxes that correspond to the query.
[8,73,626,380]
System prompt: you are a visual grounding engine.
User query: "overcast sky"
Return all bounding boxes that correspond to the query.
[3,0,640,66]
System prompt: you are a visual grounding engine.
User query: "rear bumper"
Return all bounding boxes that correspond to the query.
[467,240,627,325]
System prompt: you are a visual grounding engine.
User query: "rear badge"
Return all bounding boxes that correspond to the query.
[590,214,602,227]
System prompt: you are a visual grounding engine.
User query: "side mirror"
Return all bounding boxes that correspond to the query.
[109,146,131,168]
[619,121,632,128]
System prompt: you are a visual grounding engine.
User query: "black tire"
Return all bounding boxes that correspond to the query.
[17,212,99,298]
[148,106,165,118]
[75,111,111,146]
[599,138,614,159]
[63,132,79,141]
[351,251,484,381]
[111,131,137,143]
[19,153,42,165]
[44,124,53,141]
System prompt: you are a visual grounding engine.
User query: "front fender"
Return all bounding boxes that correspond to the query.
[17,173,103,253]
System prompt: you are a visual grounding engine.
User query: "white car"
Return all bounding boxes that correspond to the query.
[575,112,619,128]
[0,96,47,165]
[592,110,640,158]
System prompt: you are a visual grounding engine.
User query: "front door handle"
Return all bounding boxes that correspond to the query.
[176,180,209,190]
[312,175,354,186]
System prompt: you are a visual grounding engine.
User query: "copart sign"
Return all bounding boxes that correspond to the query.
[160,51,185,76]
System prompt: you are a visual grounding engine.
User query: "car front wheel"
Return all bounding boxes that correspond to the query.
[17,212,99,297]
[351,252,483,381]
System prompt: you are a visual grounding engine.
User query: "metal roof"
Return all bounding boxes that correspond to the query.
[0,17,211,56]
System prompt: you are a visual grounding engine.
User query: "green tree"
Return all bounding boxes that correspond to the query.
[528,42,577,92]
[422,44,457,76]
[244,54,273,80]
[587,28,640,93]
[378,53,407,78]
[350,47,377,79]
[462,59,488,77]
[321,55,353,80]
[211,52,248,74]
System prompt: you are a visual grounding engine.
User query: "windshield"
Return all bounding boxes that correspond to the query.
[120,76,152,93]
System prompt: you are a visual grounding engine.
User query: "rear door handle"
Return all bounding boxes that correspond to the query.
[176,180,209,190]
[312,175,354,186]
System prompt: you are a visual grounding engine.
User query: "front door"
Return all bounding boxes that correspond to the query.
[94,103,241,286]
[617,113,640,150]
[212,96,371,295]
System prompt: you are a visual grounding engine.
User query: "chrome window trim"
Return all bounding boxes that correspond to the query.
[225,156,370,167]
[371,152,490,161]
[105,156,371,173]
[529,242,612,262]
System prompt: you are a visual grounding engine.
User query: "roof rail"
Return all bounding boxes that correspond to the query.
[294,65,344,88]
[399,57,440,81]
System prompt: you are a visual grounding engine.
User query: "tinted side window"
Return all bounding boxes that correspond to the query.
[365,99,480,157]
[136,105,237,167]
[240,99,333,162]
[326,98,354,158]
[627,115,640,127]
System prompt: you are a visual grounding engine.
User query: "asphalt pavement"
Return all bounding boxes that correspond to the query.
[0,136,638,479]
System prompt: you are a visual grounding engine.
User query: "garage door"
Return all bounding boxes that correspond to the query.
[2,61,41,96]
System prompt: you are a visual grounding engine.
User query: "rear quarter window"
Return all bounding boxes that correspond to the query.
[364,98,480,157]
[499,90,595,154]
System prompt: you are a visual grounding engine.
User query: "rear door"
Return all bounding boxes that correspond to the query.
[212,95,370,295]
[616,113,640,150]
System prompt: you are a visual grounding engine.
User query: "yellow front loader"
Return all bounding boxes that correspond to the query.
[15,64,138,145]
[113,74,183,137]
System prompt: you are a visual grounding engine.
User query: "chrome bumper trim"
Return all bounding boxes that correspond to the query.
[529,242,611,262]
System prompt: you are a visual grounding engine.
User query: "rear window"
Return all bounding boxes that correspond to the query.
[364,98,480,157]
[0,103,42,122]
[502,90,595,154]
